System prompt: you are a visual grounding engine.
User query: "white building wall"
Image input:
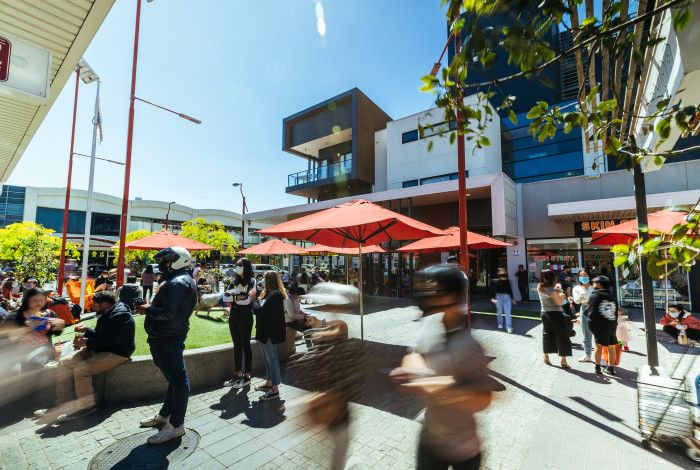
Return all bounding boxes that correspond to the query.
[374,128,388,191]
[385,97,502,190]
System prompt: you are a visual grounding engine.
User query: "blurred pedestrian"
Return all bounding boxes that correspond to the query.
[141,264,156,302]
[392,264,504,470]
[135,247,197,444]
[584,275,618,375]
[34,291,134,423]
[117,276,143,312]
[537,269,571,368]
[223,258,256,389]
[490,267,515,333]
[253,270,287,401]
[571,270,594,363]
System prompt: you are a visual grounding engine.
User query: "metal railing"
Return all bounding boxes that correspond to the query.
[288,158,352,187]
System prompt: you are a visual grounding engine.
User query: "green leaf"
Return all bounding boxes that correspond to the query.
[581,17,597,27]
[480,51,497,68]
[673,9,692,32]
[586,86,599,103]
[508,110,518,125]
[613,254,628,267]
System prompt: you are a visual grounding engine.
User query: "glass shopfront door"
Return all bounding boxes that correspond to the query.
[526,238,581,299]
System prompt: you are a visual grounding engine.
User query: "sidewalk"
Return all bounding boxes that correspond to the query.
[1,301,697,469]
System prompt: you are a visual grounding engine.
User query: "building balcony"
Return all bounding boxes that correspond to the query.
[287,158,353,189]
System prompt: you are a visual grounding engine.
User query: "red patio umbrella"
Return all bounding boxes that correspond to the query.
[238,238,304,255]
[301,244,386,255]
[120,230,214,251]
[589,210,689,246]
[397,226,511,253]
[258,199,446,339]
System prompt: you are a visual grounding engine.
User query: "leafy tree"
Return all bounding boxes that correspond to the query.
[0,222,78,285]
[424,0,698,276]
[111,229,156,266]
[179,218,238,258]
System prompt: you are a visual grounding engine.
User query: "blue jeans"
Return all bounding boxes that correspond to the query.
[580,312,593,357]
[495,293,512,330]
[261,339,281,386]
[149,340,189,427]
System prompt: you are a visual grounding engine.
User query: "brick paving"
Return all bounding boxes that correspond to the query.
[1,299,698,469]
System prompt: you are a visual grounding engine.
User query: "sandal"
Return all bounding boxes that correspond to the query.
[560,362,571,369]
[544,357,552,366]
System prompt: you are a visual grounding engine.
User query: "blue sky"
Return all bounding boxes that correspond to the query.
[8,0,447,214]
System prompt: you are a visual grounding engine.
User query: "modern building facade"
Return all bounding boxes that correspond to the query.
[0,185,266,266]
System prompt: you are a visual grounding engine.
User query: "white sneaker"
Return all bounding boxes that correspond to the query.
[507,328,513,334]
[578,355,593,363]
[140,414,169,428]
[147,423,185,445]
[497,325,503,330]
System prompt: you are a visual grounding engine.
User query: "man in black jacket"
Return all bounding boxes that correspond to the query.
[135,246,197,445]
[36,291,135,423]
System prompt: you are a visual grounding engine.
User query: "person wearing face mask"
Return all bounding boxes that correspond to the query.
[391,264,504,470]
[222,258,257,389]
[572,270,595,363]
[660,305,700,342]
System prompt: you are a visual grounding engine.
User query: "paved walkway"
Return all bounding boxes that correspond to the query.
[1,300,698,469]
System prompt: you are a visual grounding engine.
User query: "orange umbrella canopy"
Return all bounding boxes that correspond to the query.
[121,230,214,251]
[590,210,689,246]
[397,226,511,253]
[238,239,304,255]
[301,244,386,255]
[258,199,446,247]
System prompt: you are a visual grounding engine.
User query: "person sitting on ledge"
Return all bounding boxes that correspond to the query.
[659,304,700,342]
[34,291,135,423]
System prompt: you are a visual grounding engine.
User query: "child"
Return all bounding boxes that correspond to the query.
[617,310,631,351]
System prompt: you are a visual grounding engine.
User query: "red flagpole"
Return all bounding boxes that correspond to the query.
[57,67,80,294]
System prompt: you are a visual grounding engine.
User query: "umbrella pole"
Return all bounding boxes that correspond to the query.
[359,243,364,341]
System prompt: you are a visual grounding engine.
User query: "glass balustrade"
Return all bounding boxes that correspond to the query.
[287,158,353,187]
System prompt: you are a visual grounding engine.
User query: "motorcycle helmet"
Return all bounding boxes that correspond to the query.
[154,246,192,275]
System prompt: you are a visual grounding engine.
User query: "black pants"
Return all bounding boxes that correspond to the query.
[518,282,528,301]
[663,325,700,341]
[541,310,572,356]
[149,339,189,427]
[417,439,481,470]
[229,310,253,374]
[142,285,153,301]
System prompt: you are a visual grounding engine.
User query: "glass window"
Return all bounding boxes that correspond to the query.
[36,207,86,234]
[402,130,418,144]
[402,180,418,188]
[420,174,452,185]
[526,238,581,299]
[91,213,120,236]
[617,263,691,310]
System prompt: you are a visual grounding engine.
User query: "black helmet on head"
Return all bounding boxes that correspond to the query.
[154,246,192,275]
[414,264,468,315]
[591,275,611,290]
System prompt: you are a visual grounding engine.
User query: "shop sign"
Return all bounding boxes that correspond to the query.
[531,255,576,262]
[574,218,631,237]
[0,36,10,81]
[0,32,51,103]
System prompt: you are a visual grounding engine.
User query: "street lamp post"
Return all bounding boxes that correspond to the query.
[232,183,246,248]
[165,201,176,231]
[115,0,201,287]
[57,59,100,294]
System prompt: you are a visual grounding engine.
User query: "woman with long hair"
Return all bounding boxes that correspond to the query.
[254,270,287,401]
[141,264,156,302]
[3,288,65,372]
[537,269,572,368]
[223,258,256,388]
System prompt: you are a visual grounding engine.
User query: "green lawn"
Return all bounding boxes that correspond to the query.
[53,310,245,357]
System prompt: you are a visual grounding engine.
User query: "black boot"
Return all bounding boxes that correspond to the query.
[605,366,615,376]
[595,364,602,375]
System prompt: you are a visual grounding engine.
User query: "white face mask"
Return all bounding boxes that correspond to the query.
[670,312,680,319]
[234,266,244,276]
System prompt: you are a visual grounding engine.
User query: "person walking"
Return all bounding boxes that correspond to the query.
[253,270,287,401]
[490,267,516,333]
[391,264,504,470]
[584,275,618,375]
[223,258,256,389]
[537,269,572,369]
[35,291,135,422]
[135,246,197,445]
[141,264,156,302]
[572,270,595,363]
[515,264,528,301]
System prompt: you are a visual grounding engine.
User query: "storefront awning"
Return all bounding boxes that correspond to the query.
[547,190,700,222]
[0,0,115,180]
